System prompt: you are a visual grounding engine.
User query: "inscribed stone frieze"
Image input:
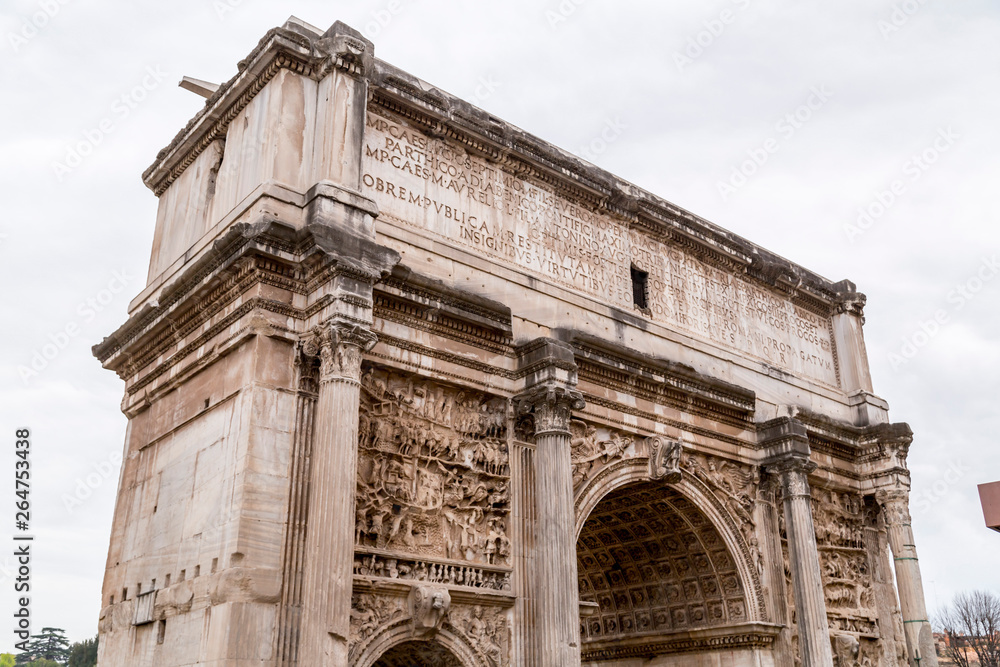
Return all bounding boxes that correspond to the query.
[363,112,838,387]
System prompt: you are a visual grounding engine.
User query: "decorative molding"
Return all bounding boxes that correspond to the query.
[570,334,756,428]
[581,623,779,661]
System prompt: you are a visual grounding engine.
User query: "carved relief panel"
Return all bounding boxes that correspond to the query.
[682,452,760,551]
[356,367,511,570]
[569,420,638,490]
[350,590,509,667]
[449,604,509,667]
[811,489,879,639]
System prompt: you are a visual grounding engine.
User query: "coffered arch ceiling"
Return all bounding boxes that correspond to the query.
[577,480,749,643]
[372,640,465,667]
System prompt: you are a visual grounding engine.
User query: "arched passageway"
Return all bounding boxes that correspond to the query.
[372,639,465,667]
[578,480,772,665]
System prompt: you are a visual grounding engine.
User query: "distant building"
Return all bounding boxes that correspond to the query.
[979,481,1000,532]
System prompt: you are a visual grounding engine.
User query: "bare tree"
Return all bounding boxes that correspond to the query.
[938,591,1000,667]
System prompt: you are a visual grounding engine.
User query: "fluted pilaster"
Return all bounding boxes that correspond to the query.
[275,356,318,666]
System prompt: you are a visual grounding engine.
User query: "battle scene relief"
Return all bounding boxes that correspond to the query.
[355,367,512,579]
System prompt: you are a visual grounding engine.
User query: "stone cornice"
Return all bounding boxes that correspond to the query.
[568,332,756,426]
[368,62,860,318]
[141,17,864,317]
[142,21,373,197]
[142,27,319,196]
[93,219,394,376]
[791,409,913,464]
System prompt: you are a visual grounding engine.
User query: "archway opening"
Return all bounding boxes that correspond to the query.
[372,639,465,667]
[577,480,753,662]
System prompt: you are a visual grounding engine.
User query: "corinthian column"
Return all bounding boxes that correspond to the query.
[297,319,377,666]
[877,488,938,667]
[767,454,834,667]
[516,380,585,666]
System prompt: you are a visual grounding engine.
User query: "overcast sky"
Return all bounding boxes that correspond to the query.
[1,0,997,647]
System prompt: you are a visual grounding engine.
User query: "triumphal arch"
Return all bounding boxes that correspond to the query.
[93,18,937,667]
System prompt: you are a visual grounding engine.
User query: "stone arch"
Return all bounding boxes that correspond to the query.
[574,457,768,631]
[352,618,485,667]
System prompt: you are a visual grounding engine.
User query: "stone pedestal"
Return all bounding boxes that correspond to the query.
[297,321,377,665]
[517,378,585,666]
[877,489,938,667]
[768,455,834,667]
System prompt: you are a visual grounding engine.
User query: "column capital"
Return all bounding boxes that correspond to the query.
[765,455,817,499]
[301,319,377,382]
[875,487,912,526]
[514,382,585,437]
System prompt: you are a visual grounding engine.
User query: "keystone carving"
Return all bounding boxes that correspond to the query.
[648,435,682,483]
[409,585,450,637]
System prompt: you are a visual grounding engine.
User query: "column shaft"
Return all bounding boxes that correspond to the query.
[298,324,372,665]
[879,490,938,667]
[771,459,834,667]
[510,441,537,667]
[516,378,584,667]
[534,428,581,665]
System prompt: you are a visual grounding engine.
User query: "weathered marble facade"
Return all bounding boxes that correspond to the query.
[93,17,936,667]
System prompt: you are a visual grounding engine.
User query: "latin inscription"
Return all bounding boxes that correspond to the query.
[362,112,838,387]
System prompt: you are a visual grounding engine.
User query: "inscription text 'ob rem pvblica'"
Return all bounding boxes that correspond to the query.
[362,112,838,387]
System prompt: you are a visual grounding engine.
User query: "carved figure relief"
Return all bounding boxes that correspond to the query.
[569,420,635,489]
[810,489,880,641]
[683,452,758,547]
[831,633,859,666]
[448,604,508,667]
[356,367,511,568]
[350,593,406,646]
[353,552,511,591]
